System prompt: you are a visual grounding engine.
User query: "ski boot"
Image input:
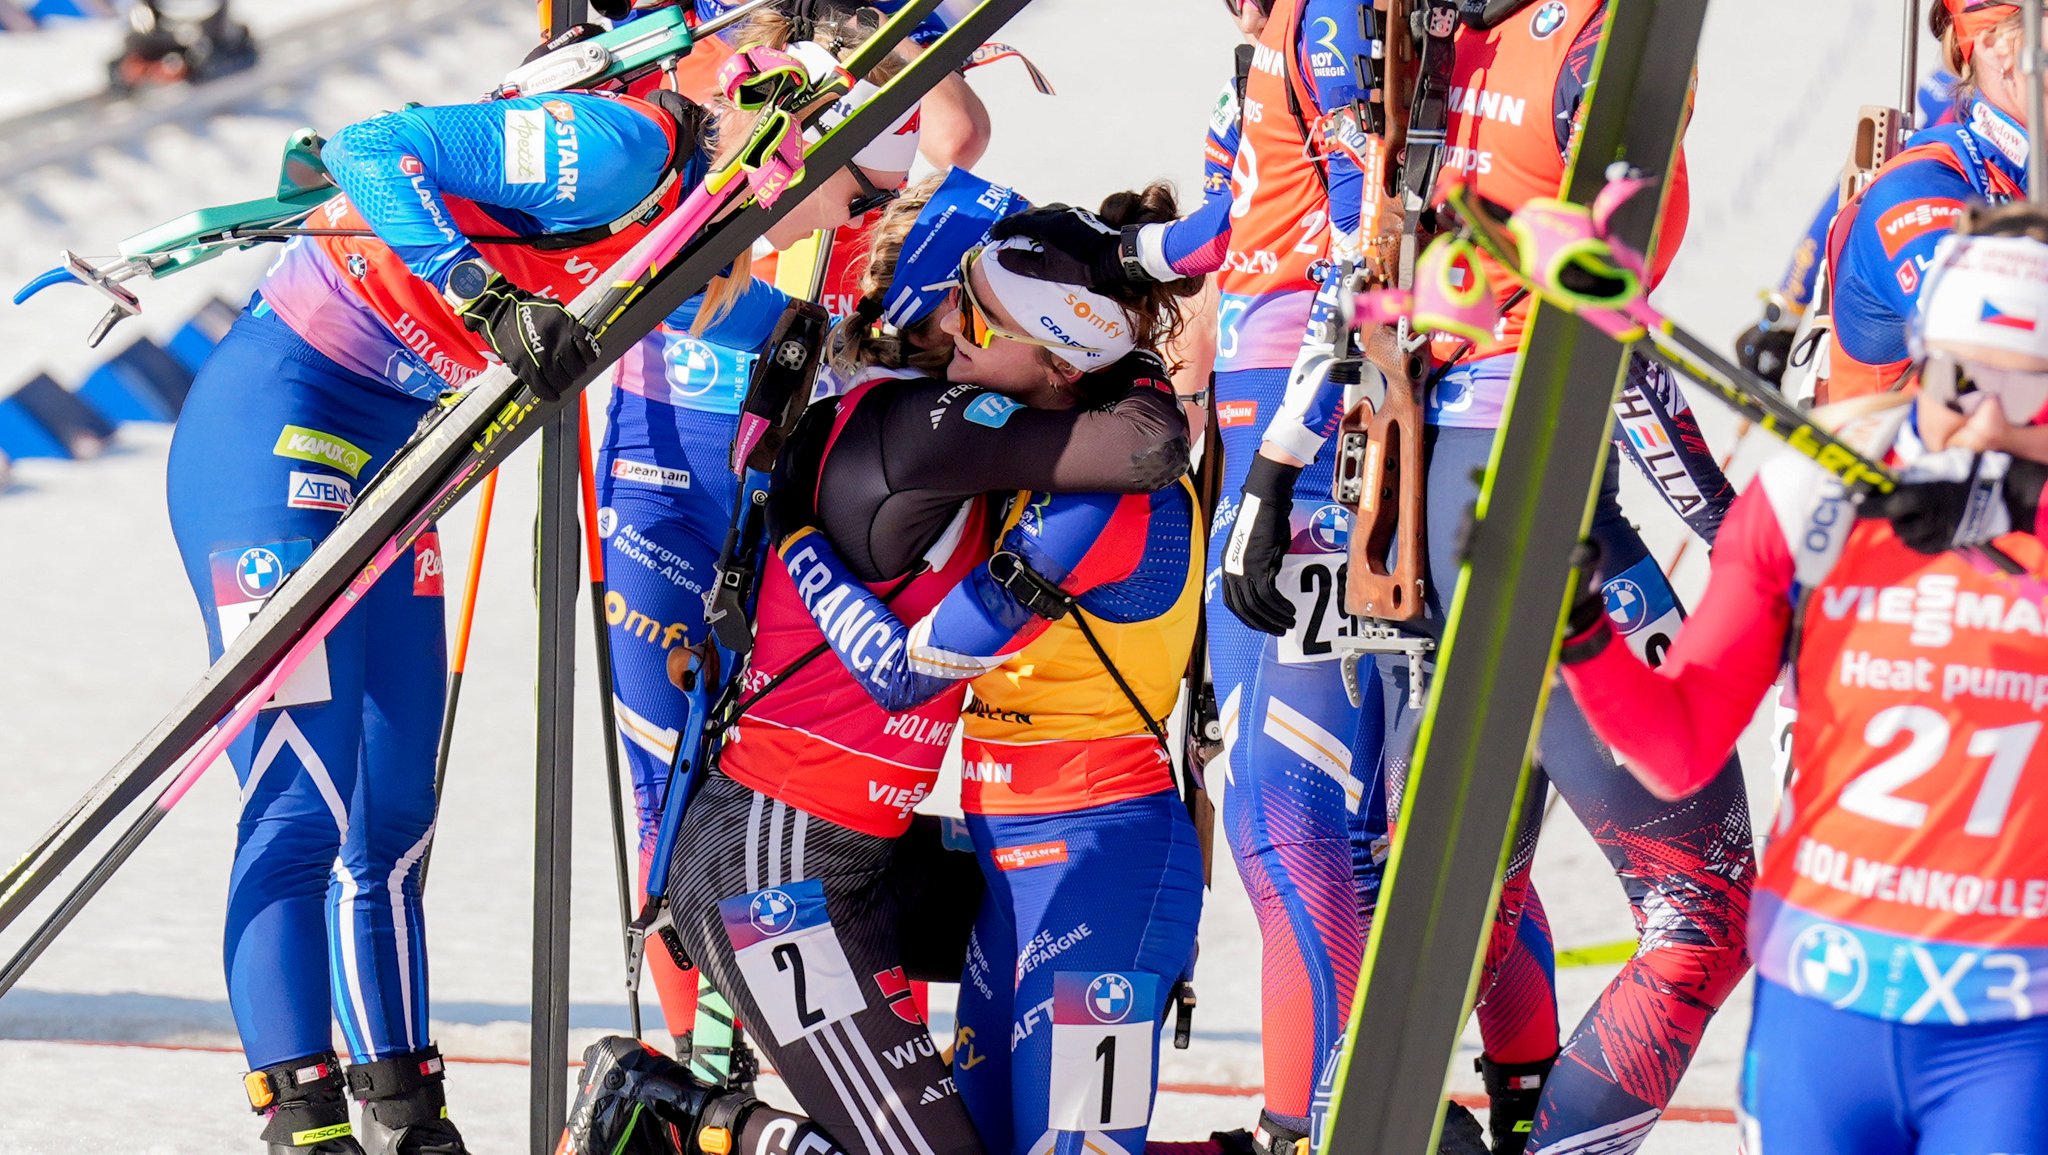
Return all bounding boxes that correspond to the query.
[349,1046,471,1155]
[244,1051,367,1154]
[564,1036,757,1155]
[673,1027,761,1092]
[1476,1053,1556,1155]
[1438,1102,1491,1155]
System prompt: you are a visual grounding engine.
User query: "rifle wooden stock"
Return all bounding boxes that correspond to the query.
[1338,325,1426,620]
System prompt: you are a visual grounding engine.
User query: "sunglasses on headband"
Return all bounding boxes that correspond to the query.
[952,247,1104,353]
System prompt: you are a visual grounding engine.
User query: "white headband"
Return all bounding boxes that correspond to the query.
[1914,233,2048,362]
[975,236,1139,371]
[789,40,921,175]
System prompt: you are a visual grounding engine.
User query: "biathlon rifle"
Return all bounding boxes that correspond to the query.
[1386,178,2034,579]
[1330,0,1462,622]
[10,0,782,347]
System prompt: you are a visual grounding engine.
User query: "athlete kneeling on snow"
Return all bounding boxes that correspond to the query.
[594,3,925,1050]
[610,172,1190,1155]
[780,219,1206,1155]
[1560,201,2048,1154]
[167,35,884,1152]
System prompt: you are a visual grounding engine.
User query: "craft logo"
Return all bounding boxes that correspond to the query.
[236,547,285,599]
[1085,973,1137,1024]
[992,841,1068,872]
[1530,0,1568,38]
[748,889,798,936]
[286,470,352,512]
[1982,300,2039,332]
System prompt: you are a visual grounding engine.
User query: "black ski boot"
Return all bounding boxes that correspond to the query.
[244,1051,367,1154]
[674,1027,762,1092]
[349,1046,470,1155]
[563,1035,754,1155]
[1437,1101,1491,1155]
[1476,1052,1557,1155]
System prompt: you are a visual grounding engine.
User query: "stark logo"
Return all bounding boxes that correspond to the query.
[871,967,923,1024]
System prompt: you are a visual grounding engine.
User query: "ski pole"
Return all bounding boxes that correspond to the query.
[419,468,500,890]
[578,396,644,1039]
[0,0,1022,1000]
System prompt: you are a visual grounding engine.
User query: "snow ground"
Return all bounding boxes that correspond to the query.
[0,0,1919,1152]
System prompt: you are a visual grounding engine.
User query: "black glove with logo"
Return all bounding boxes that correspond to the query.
[1871,448,2048,555]
[1221,456,1301,636]
[987,204,1150,290]
[453,275,599,404]
[1557,538,1613,664]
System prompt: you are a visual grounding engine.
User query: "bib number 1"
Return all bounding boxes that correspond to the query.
[1047,971,1157,1132]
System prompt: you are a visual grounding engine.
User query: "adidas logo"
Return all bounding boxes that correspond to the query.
[929,409,945,428]
[918,1077,956,1104]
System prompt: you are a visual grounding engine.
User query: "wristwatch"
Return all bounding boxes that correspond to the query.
[1116,225,1153,285]
[443,258,496,311]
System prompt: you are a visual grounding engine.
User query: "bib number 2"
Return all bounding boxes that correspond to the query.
[1278,554,1360,665]
[718,879,867,1044]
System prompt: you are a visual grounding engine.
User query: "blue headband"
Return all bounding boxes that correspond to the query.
[881,167,1030,329]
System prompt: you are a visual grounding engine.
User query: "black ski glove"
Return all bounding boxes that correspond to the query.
[1734,321,1796,387]
[454,275,599,404]
[987,205,1150,289]
[1870,448,2048,555]
[1221,456,1300,636]
[1557,538,1613,665]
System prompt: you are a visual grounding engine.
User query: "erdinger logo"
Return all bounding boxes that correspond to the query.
[1085,974,1137,1024]
[1787,923,1867,1009]
[1065,294,1123,338]
[747,889,798,936]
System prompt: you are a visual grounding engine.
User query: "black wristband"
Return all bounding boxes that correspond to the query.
[1558,615,1615,666]
[1243,454,1303,504]
[2009,458,2048,537]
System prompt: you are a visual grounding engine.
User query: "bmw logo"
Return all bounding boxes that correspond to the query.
[1085,973,1136,1024]
[1787,923,1867,1009]
[236,547,285,599]
[1530,0,1568,38]
[748,889,798,936]
[346,254,369,279]
[1307,503,1352,551]
[665,335,720,397]
[1603,577,1649,633]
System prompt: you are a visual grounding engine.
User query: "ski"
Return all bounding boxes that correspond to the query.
[0,0,1033,996]
[1321,2,1707,1152]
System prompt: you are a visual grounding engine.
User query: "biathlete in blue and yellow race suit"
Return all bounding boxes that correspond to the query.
[648,169,1193,1155]
[590,9,927,1043]
[1822,0,2030,402]
[781,232,1205,1155]
[1209,1,1749,1152]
